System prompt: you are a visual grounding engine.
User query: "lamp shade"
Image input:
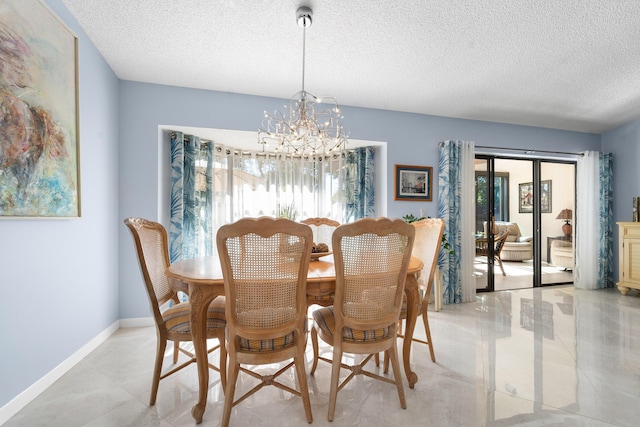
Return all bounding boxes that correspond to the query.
[556,209,572,221]
[557,209,573,237]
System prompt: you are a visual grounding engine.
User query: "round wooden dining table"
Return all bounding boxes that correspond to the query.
[166,254,424,424]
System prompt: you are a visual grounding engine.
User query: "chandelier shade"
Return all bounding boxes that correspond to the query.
[258,7,348,156]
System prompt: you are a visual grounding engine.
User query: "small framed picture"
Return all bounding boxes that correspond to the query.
[540,180,552,213]
[394,165,433,201]
[518,182,534,213]
[519,180,552,213]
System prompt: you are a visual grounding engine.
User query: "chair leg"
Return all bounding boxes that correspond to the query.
[422,308,436,363]
[388,342,407,409]
[172,340,179,364]
[383,349,390,374]
[222,357,240,427]
[327,346,343,422]
[294,347,313,423]
[310,326,319,375]
[150,337,167,406]
[384,318,405,373]
[496,257,506,276]
[218,337,227,394]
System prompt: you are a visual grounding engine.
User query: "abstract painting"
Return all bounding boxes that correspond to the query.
[0,0,80,217]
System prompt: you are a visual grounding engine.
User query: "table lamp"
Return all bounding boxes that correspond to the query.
[556,209,572,237]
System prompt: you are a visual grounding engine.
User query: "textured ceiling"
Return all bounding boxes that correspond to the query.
[62,0,640,134]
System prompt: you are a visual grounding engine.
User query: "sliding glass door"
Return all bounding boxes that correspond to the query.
[475,155,575,291]
[540,161,575,285]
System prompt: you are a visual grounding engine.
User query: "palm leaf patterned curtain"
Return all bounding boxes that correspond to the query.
[438,140,475,304]
[169,132,213,262]
[343,146,375,222]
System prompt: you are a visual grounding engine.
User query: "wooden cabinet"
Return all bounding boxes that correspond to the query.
[617,222,640,295]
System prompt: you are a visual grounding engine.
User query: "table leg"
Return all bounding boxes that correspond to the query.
[402,273,420,388]
[188,284,216,424]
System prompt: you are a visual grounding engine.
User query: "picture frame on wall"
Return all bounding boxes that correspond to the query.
[394,165,433,201]
[518,180,552,213]
[540,180,552,213]
[519,183,533,213]
[0,0,81,218]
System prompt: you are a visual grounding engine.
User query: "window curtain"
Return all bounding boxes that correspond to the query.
[343,146,375,222]
[169,135,374,261]
[575,151,613,289]
[169,132,214,262]
[210,145,374,224]
[437,140,476,304]
[225,149,312,220]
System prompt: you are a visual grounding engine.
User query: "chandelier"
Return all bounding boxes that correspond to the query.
[258,6,348,156]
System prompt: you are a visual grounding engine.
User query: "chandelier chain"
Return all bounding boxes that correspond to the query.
[301,19,305,93]
[258,7,348,156]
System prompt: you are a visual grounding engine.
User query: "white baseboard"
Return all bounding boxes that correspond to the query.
[119,317,154,328]
[0,321,120,425]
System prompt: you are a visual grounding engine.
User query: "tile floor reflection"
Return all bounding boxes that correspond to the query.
[5,286,640,426]
[475,259,574,291]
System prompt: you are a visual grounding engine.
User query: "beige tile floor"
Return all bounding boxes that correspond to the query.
[5,286,640,426]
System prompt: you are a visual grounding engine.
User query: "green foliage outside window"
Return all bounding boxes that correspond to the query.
[402,214,453,255]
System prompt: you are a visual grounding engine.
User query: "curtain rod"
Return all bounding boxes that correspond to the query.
[473,145,583,157]
[169,132,212,144]
[169,131,356,160]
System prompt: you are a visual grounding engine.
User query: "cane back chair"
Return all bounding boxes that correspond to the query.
[216,217,314,426]
[123,217,226,406]
[301,217,340,307]
[310,217,415,421]
[391,218,444,367]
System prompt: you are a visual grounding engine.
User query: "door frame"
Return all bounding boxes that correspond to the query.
[475,154,576,292]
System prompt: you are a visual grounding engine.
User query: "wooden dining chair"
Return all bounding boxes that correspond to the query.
[301,217,340,307]
[216,217,314,426]
[123,217,226,406]
[476,229,509,276]
[300,217,340,250]
[385,217,444,369]
[310,217,415,421]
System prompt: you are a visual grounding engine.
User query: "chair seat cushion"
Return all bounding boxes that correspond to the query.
[163,296,226,334]
[237,316,308,352]
[503,241,532,248]
[312,306,390,342]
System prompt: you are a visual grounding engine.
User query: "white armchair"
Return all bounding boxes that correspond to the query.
[484,221,533,261]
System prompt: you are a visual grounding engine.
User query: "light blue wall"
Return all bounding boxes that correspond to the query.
[4,0,632,413]
[602,119,640,279]
[0,0,120,409]
[117,82,601,321]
